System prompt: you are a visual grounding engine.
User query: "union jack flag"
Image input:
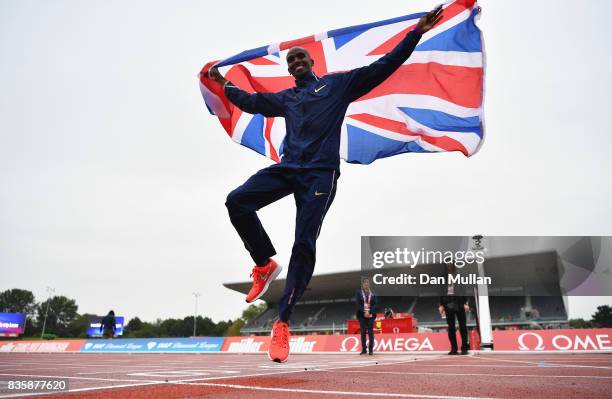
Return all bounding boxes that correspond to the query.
[199,0,484,164]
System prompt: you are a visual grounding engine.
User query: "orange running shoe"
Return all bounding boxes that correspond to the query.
[245,259,282,303]
[268,320,290,363]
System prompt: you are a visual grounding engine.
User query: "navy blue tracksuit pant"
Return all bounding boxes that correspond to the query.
[358,316,374,354]
[225,164,339,322]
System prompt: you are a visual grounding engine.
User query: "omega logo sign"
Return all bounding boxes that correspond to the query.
[340,336,433,352]
[517,332,612,351]
[517,333,545,351]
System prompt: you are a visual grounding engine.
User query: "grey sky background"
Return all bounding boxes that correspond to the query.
[1,0,611,324]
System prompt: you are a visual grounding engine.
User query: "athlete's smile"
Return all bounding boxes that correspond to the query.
[286,47,314,78]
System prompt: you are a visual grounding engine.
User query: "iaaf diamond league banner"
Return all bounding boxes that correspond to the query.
[361,236,612,296]
[81,338,224,352]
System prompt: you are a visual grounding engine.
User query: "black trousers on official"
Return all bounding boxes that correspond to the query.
[446,308,468,352]
[225,165,339,322]
[358,316,374,353]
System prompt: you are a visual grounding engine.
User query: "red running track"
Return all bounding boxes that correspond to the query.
[0,352,611,398]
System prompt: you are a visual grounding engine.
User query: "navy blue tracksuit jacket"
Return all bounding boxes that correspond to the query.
[224,29,422,322]
[355,289,377,353]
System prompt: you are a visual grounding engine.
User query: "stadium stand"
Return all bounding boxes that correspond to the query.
[229,240,571,335]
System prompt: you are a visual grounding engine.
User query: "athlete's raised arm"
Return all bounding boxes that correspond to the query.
[340,5,444,102]
[209,67,286,117]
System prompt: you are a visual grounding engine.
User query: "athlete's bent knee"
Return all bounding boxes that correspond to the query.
[225,189,243,212]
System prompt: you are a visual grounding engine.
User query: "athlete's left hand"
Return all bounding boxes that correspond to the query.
[416,5,444,34]
[209,67,228,86]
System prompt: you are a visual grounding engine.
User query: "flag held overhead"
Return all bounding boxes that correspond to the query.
[199,0,484,163]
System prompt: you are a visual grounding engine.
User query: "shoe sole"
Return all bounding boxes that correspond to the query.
[247,264,283,303]
[267,351,288,363]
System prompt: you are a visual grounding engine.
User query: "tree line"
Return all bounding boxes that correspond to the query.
[0,288,266,339]
[569,305,612,329]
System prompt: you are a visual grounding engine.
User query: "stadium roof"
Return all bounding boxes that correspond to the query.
[224,236,608,303]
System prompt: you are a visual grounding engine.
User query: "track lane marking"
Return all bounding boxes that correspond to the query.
[172,355,446,383]
[0,372,160,384]
[471,355,612,370]
[175,381,503,399]
[0,381,162,398]
[324,370,612,379]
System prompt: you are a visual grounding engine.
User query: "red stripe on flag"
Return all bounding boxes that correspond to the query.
[355,63,483,109]
[279,35,316,51]
[200,61,234,136]
[264,118,280,162]
[230,107,242,136]
[367,1,472,56]
[302,41,328,76]
[347,113,468,155]
[226,65,294,93]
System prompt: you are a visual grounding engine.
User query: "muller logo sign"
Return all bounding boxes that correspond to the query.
[221,336,322,353]
[289,337,318,353]
[225,338,265,353]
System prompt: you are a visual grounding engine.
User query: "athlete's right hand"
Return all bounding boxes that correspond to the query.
[209,67,228,86]
[416,5,444,34]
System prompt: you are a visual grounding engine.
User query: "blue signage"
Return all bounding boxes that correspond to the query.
[86,316,124,337]
[0,313,26,336]
[81,337,224,352]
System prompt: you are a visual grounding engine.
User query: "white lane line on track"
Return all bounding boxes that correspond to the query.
[0,355,444,397]
[0,381,162,398]
[381,363,604,368]
[77,366,225,375]
[325,370,612,379]
[128,369,240,378]
[473,360,612,362]
[473,358,612,363]
[471,355,612,370]
[0,364,197,373]
[172,355,447,383]
[174,382,502,399]
[0,373,159,384]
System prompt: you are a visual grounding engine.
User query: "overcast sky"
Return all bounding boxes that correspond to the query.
[1,0,611,324]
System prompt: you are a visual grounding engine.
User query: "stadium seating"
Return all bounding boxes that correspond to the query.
[241,295,567,335]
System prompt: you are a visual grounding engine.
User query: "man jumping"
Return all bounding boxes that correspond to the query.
[210,5,443,363]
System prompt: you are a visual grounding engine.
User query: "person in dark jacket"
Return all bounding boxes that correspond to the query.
[439,263,470,355]
[210,6,443,363]
[355,278,377,355]
[99,310,116,339]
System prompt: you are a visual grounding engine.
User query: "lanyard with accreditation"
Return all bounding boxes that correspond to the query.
[362,290,372,313]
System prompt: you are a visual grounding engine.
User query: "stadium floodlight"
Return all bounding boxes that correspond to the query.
[192,292,201,337]
[40,286,55,339]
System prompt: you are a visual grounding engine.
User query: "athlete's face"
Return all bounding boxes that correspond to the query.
[287,47,314,78]
[362,279,370,291]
